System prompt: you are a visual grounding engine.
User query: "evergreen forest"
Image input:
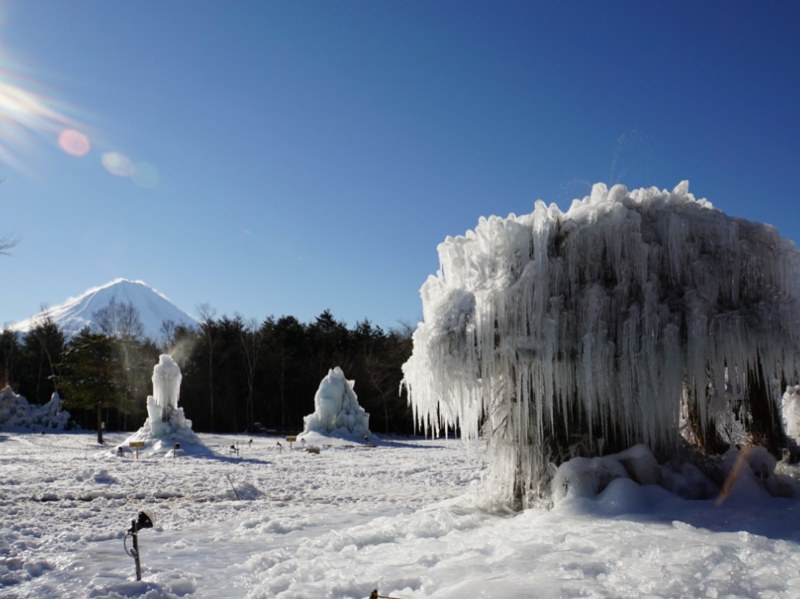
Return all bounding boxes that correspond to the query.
[0,304,415,437]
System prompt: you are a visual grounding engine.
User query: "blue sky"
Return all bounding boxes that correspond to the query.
[1,0,799,330]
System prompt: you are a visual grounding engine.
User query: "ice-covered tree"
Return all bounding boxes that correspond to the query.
[402,183,800,508]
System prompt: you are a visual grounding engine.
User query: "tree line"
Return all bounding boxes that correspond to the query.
[0,303,416,438]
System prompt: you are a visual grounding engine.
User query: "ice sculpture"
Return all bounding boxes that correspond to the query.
[145,354,191,436]
[122,354,200,455]
[300,367,371,441]
[402,182,800,508]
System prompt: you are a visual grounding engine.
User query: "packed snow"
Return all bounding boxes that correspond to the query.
[3,430,800,598]
[299,367,372,444]
[403,182,800,506]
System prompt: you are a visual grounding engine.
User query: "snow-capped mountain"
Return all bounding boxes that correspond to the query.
[10,279,199,341]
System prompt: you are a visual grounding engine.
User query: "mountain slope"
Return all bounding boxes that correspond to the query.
[11,279,199,341]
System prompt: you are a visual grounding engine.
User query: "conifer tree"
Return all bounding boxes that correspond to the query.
[59,329,123,444]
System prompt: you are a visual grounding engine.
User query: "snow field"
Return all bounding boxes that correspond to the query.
[3,431,800,598]
[0,432,483,598]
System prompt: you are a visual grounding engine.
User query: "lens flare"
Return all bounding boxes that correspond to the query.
[58,129,91,157]
[0,40,156,184]
[101,151,135,177]
[0,69,86,172]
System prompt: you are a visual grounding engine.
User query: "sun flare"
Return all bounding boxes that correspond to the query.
[0,65,87,171]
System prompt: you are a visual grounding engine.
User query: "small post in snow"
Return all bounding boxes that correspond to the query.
[129,441,145,459]
[124,511,154,581]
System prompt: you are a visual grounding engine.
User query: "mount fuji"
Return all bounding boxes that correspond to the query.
[10,279,199,342]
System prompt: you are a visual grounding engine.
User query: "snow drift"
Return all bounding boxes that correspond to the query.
[402,182,800,508]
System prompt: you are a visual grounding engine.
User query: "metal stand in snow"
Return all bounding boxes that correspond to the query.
[124,511,154,581]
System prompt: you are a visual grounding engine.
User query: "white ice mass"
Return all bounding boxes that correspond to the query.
[0,387,71,431]
[123,354,201,454]
[299,367,372,442]
[782,385,800,451]
[145,354,189,437]
[403,182,800,508]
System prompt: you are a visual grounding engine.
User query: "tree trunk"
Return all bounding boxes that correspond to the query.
[96,403,104,445]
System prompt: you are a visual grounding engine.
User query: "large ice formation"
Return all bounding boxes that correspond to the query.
[0,387,71,431]
[146,354,189,437]
[123,354,201,454]
[402,182,800,508]
[300,367,371,442]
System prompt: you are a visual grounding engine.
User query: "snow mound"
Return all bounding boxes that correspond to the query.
[552,444,718,504]
[553,443,796,508]
[299,367,373,444]
[0,387,71,431]
[121,424,206,458]
[719,445,794,502]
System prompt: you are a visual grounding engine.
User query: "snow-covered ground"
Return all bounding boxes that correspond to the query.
[2,431,800,599]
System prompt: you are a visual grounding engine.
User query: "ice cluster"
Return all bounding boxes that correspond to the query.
[403,182,800,507]
[0,387,71,431]
[300,367,371,442]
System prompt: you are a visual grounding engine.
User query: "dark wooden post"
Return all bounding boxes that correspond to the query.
[131,519,142,581]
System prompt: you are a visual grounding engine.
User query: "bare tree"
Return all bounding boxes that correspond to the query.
[160,319,177,350]
[0,234,17,256]
[26,308,65,401]
[238,316,263,432]
[92,297,144,340]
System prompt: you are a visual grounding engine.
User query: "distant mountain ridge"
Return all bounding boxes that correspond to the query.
[10,279,199,341]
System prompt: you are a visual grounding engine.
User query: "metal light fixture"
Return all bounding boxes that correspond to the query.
[124,511,154,581]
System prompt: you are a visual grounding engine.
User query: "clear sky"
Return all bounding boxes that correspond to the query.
[1,0,799,331]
